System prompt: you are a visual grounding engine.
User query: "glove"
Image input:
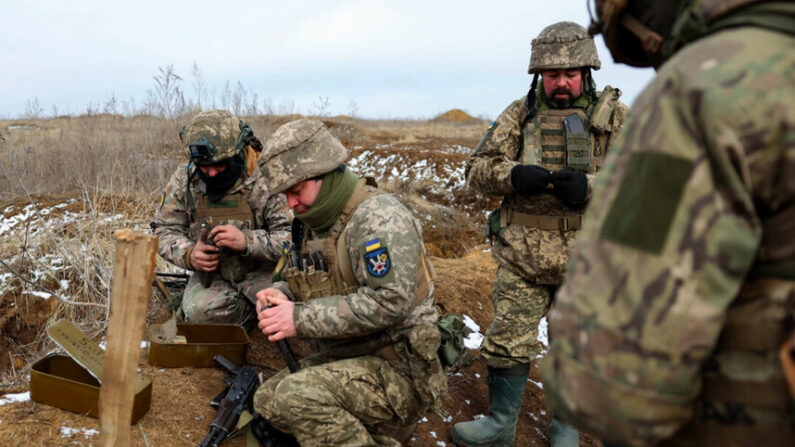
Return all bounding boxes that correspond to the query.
[550,167,588,206]
[511,165,551,196]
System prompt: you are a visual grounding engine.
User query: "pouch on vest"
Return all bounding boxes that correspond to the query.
[563,113,590,171]
[436,314,474,369]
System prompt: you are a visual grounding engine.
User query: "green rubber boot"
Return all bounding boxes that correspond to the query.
[450,364,529,447]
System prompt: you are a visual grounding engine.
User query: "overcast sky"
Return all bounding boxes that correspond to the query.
[1,0,655,120]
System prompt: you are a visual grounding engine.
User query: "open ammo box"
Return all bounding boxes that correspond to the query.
[30,319,152,423]
[147,322,249,368]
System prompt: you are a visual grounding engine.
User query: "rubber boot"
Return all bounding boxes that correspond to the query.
[450,364,529,447]
[549,417,579,447]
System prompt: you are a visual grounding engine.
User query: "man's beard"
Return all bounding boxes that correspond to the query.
[549,88,574,108]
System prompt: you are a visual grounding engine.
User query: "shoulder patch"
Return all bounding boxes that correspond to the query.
[364,245,391,277]
[475,122,499,153]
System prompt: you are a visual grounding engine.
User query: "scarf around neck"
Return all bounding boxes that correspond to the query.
[295,167,359,234]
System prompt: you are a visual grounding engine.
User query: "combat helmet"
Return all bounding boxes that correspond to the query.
[258,119,348,195]
[588,0,690,68]
[179,110,256,165]
[528,21,601,73]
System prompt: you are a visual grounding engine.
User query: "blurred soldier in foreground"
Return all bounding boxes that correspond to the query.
[251,119,446,446]
[151,110,291,327]
[453,21,627,447]
[541,1,795,446]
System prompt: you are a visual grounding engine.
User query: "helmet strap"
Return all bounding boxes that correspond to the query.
[524,73,540,125]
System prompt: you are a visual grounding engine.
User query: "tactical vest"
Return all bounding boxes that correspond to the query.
[499,87,622,233]
[520,86,622,173]
[186,175,257,283]
[662,264,795,446]
[283,179,434,358]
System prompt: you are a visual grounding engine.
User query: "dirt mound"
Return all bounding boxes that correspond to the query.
[433,108,478,123]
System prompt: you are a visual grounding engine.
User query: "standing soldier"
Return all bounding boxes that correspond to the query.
[252,119,447,446]
[151,110,291,328]
[453,21,627,447]
[541,1,795,447]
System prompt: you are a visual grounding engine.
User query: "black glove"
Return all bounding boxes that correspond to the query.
[511,164,551,196]
[550,167,588,205]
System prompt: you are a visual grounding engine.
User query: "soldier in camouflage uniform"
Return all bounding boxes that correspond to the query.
[452,22,627,447]
[541,1,795,446]
[251,119,446,446]
[151,110,291,327]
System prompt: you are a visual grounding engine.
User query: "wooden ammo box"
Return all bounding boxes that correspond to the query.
[30,320,152,423]
[147,323,249,368]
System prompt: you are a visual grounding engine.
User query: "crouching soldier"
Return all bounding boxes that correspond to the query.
[151,110,291,327]
[252,119,447,446]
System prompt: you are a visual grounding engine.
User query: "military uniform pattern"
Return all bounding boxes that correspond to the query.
[541,23,795,447]
[467,95,625,368]
[254,192,446,446]
[152,165,291,324]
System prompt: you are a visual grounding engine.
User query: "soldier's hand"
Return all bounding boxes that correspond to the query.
[191,239,220,272]
[209,224,247,252]
[511,164,552,196]
[550,167,588,205]
[257,288,296,342]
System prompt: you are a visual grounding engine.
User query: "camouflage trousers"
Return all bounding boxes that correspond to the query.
[480,266,555,369]
[253,354,423,447]
[179,270,271,327]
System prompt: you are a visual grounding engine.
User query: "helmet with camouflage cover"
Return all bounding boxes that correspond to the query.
[258,119,348,194]
[528,21,601,73]
[179,109,256,165]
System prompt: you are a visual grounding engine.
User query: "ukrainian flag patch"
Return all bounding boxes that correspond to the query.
[488,121,496,130]
[364,238,382,252]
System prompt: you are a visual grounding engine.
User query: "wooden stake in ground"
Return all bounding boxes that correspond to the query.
[99,229,157,447]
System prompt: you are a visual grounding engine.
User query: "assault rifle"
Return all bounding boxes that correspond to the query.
[200,355,299,447]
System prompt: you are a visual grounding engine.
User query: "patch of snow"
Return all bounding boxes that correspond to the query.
[0,391,30,405]
[23,290,52,299]
[528,378,544,389]
[474,373,481,379]
[474,413,486,420]
[442,415,452,423]
[464,331,484,350]
[465,399,471,405]
[429,431,437,438]
[537,316,548,348]
[418,416,429,423]
[462,314,480,333]
[437,441,447,446]
[60,426,99,439]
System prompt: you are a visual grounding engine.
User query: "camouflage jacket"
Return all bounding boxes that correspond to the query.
[152,164,291,272]
[466,91,626,284]
[542,12,795,447]
[275,193,439,341]
[273,191,446,410]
